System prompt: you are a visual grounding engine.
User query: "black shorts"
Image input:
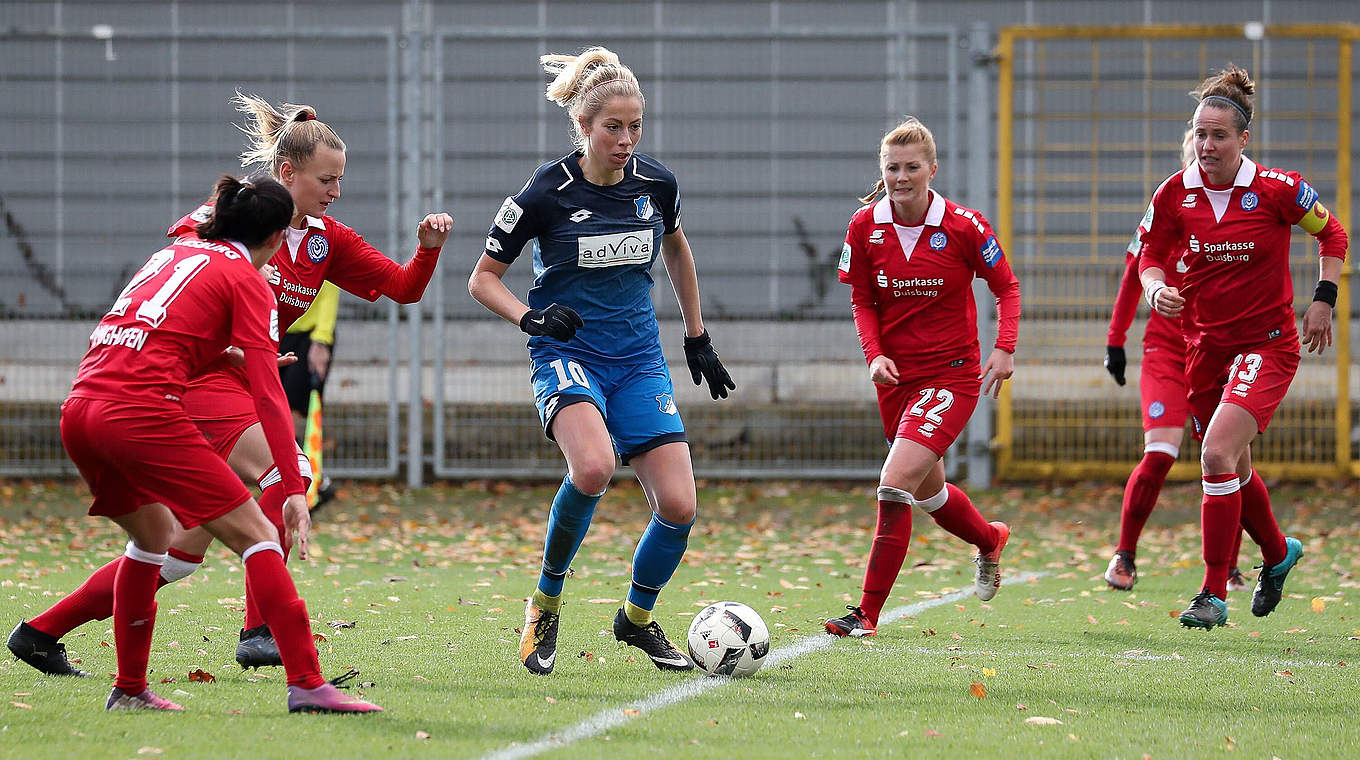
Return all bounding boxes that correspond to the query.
[277,332,334,415]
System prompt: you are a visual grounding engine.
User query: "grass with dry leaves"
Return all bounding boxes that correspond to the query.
[0,478,1357,760]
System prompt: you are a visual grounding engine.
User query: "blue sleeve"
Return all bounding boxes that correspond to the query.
[484,180,544,264]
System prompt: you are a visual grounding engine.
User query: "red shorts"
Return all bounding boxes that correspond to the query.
[1138,343,1190,432]
[1185,341,1299,439]
[60,396,252,528]
[876,370,980,457]
[183,370,258,459]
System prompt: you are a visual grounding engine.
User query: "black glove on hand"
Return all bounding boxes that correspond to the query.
[684,330,736,400]
[519,302,583,342]
[1104,345,1126,386]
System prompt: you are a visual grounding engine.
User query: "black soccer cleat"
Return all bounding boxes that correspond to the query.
[518,601,560,675]
[1252,537,1304,617]
[824,605,877,637]
[612,608,694,671]
[1178,589,1228,629]
[7,620,90,677]
[236,624,284,669]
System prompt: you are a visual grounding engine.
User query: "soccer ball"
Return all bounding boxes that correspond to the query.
[686,601,770,677]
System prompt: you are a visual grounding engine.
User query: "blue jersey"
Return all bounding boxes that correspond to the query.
[485,151,681,364]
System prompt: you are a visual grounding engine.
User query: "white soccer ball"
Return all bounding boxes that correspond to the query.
[686,601,770,677]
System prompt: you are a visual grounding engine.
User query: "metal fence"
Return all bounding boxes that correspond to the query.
[995,24,1359,480]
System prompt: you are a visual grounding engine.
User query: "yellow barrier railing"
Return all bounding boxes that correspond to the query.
[996,24,1358,480]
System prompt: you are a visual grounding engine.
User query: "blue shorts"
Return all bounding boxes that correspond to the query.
[529,352,686,464]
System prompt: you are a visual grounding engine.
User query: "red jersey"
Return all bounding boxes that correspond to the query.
[838,192,1021,374]
[1138,157,1347,353]
[1107,205,1186,353]
[169,206,400,331]
[70,236,279,404]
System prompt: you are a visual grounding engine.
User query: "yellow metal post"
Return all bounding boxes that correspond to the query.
[1337,34,1353,475]
[995,29,1016,477]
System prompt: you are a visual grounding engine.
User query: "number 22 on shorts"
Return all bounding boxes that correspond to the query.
[1227,353,1262,398]
[907,388,954,436]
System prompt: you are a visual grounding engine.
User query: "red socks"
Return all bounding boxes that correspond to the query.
[243,545,324,689]
[28,556,122,638]
[1238,469,1286,566]
[858,488,913,624]
[922,484,999,554]
[1200,473,1242,599]
[244,483,299,630]
[1116,450,1176,555]
[112,548,165,696]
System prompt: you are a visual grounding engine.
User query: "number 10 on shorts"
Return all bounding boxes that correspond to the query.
[550,359,591,390]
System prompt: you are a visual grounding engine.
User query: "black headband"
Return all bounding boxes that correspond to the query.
[1200,95,1250,126]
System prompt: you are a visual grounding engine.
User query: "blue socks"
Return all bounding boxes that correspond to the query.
[626,513,695,613]
[537,476,603,597]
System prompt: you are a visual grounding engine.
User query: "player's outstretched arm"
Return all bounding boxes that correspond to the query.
[662,228,735,400]
[468,253,581,342]
[1302,255,1343,354]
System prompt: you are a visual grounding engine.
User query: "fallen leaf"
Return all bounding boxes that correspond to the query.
[159,678,177,684]
[793,711,807,719]
[587,598,620,604]
[1025,716,1062,725]
[1016,704,1027,711]
[415,731,431,740]
[1274,670,1293,678]
[623,708,640,716]
[313,632,328,643]
[545,696,557,704]
[12,693,31,697]
[982,668,997,677]
[136,748,164,756]
[1311,598,1326,614]
[328,620,357,629]
[924,729,942,737]
[1086,615,1098,625]
[970,682,987,699]
[10,701,32,709]
[187,669,216,683]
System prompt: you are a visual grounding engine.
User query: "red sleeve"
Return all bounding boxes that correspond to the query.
[849,283,884,364]
[1315,213,1348,261]
[1137,177,1180,276]
[231,274,303,496]
[1107,253,1142,347]
[378,245,442,303]
[244,347,306,497]
[324,223,401,302]
[971,217,1020,354]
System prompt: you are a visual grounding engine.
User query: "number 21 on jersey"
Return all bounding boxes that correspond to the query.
[109,248,211,328]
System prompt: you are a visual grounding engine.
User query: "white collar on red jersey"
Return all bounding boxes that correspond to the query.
[1183,156,1257,190]
[302,215,327,231]
[224,239,251,259]
[872,190,946,227]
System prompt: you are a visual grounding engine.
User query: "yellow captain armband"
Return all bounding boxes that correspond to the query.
[1298,200,1331,235]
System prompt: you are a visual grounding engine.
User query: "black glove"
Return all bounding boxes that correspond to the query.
[1104,345,1126,386]
[519,303,583,342]
[684,330,736,400]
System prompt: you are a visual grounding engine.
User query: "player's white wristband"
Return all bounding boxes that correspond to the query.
[1145,280,1167,310]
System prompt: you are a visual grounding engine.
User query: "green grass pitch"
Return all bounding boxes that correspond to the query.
[1,479,1357,759]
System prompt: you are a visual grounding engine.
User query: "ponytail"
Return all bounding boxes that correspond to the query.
[197,174,293,249]
[540,47,644,150]
[233,91,346,175]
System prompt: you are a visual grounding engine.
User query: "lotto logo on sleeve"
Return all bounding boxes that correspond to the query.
[495,197,523,233]
[980,236,1002,268]
[838,242,851,273]
[1296,181,1318,210]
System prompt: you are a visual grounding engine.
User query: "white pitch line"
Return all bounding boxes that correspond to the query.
[477,571,1049,760]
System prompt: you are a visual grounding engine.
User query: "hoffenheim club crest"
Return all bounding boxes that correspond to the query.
[635,196,654,220]
[1240,191,1259,212]
[307,235,329,263]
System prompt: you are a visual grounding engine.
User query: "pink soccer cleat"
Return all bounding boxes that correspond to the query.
[287,682,383,714]
[106,687,184,711]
